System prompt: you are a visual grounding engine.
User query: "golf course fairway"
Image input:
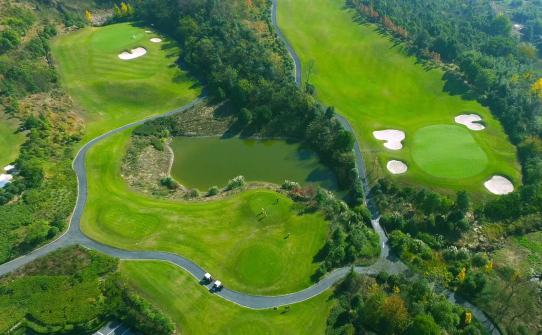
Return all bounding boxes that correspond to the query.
[121,261,332,334]
[81,129,329,295]
[52,22,202,146]
[276,0,520,193]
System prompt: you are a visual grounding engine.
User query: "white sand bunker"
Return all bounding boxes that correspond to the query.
[150,38,162,43]
[145,30,153,33]
[0,165,15,188]
[373,130,405,150]
[484,175,514,195]
[118,47,147,60]
[387,160,408,174]
[455,114,485,131]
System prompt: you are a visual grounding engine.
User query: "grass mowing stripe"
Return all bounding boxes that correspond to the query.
[121,261,333,334]
[52,22,201,147]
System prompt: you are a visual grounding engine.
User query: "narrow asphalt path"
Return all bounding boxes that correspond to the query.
[0,4,500,334]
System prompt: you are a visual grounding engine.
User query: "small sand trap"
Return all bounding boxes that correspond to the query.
[145,30,153,33]
[455,114,485,131]
[118,47,147,60]
[484,175,514,195]
[373,130,405,150]
[150,38,162,43]
[387,160,408,174]
[0,165,15,188]
[0,174,13,188]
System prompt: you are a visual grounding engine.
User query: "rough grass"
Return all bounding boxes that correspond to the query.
[0,111,25,167]
[411,125,488,178]
[277,0,520,194]
[82,129,328,295]
[52,22,202,146]
[121,260,333,334]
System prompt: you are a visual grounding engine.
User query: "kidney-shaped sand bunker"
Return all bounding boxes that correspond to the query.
[118,47,147,60]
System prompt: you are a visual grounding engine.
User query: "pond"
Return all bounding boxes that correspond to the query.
[169,136,339,192]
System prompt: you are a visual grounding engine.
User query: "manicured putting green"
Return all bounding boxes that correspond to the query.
[121,261,333,334]
[82,129,328,295]
[52,22,201,146]
[412,125,488,178]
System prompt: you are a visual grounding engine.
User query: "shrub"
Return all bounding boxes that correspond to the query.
[282,180,300,190]
[187,188,200,198]
[238,108,252,124]
[227,175,245,190]
[151,137,164,151]
[48,226,59,238]
[376,271,389,284]
[207,186,219,196]
[160,176,179,190]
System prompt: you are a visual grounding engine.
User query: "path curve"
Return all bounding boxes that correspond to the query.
[0,4,501,334]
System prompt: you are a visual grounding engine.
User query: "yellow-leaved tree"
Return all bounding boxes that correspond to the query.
[85,10,92,22]
[531,78,542,98]
[121,2,129,16]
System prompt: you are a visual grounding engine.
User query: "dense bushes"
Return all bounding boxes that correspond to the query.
[374,178,472,246]
[0,246,175,335]
[325,270,488,335]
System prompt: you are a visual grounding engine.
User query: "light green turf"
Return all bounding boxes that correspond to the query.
[121,261,333,334]
[0,111,25,168]
[52,22,201,146]
[277,0,521,194]
[412,125,488,178]
[82,129,328,295]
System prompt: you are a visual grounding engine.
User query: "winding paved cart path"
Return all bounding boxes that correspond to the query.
[0,3,500,334]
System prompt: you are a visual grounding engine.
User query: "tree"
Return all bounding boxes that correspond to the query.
[238,108,252,124]
[178,16,198,41]
[531,78,542,98]
[407,315,440,335]
[26,220,50,245]
[381,295,408,334]
[456,190,470,213]
[489,14,512,36]
[0,29,21,52]
[113,4,122,18]
[335,130,355,152]
[86,10,92,22]
[325,106,335,119]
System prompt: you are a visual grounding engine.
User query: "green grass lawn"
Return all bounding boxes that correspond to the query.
[121,260,333,334]
[277,0,520,194]
[81,129,329,295]
[52,22,202,146]
[412,125,488,178]
[0,111,25,168]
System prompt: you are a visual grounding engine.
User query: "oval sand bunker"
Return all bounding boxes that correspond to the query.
[150,38,162,43]
[118,47,147,60]
[387,160,408,174]
[455,114,485,131]
[484,175,514,195]
[373,130,405,150]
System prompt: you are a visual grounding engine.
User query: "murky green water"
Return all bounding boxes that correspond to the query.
[169,136,339,191]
